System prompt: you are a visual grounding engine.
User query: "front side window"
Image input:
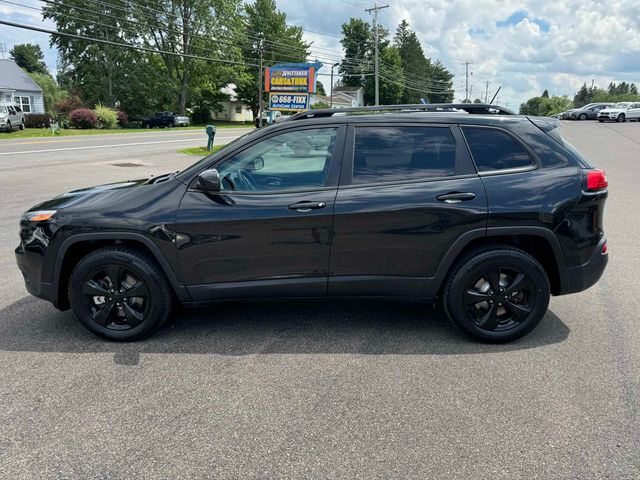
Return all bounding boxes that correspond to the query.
[352,126,456,184]
[216,127,338,192]
[462,127,534,172]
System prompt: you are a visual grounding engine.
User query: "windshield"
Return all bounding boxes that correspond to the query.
[615,102,631,108]
[175,129,261,182]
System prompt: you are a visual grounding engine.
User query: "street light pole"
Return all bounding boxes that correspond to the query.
[330,62,339,108]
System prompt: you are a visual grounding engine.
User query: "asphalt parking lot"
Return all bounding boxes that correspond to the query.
[0,122,638,479]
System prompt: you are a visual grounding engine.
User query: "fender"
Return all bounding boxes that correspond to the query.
[420,226,568,298]
[53,232,191,302]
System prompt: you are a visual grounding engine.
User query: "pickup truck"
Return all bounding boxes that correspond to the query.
[143,111,190,128]
[0,104,25,132]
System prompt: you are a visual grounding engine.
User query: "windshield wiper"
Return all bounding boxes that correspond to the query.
[148,171,180,184]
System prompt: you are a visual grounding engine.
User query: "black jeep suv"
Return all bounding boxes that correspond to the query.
[15,105,608,342]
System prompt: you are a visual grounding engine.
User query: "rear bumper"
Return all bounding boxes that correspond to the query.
[559,237,608,295]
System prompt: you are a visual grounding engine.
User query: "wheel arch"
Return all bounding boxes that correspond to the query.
[53,233,190,310]
[423,227,567,298]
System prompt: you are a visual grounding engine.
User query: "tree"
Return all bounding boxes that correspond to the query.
[393,20,453,104]
[27,72,68,116]
[235,0,309,117]
[316,81,326,96]
[132,0,244,115]
[9,44,49,75]
[573,83,590,107]
[364,46,404,105]
[338,18,372,89]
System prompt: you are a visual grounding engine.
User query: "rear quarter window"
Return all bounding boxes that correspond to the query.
[462,127,535,172]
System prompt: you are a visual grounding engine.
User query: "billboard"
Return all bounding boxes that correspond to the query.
[265,66,316,93]
[269,93,309,112]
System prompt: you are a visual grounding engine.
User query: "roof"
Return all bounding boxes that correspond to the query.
[333,86,363,93]
[0,60,43,93]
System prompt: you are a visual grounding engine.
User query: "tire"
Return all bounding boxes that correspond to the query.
[20,120,25,130]
[443,248,550,343]
[617,113,625,122]
[598,119,605,123]
[6,121,11,133]
[69,247,173,341]
[579,113,587,120]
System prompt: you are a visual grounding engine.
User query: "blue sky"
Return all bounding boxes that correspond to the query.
[1,0,639,109]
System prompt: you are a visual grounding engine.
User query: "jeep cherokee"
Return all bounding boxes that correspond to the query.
[15,104,608,342]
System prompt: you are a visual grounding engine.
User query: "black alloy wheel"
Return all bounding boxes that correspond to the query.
[443,248,550,343]
[82,264,150,331]
[69,247,172,340]
[462,266,536,332]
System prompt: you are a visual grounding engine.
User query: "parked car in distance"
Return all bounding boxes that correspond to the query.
[558,109,575,120]
[626,104,640,122]
[143,111,190,128]
[16,104,608,344]
[597,102,640,122]
[254,110,284,128]
[0,104,25,132]
[570,103,613,120]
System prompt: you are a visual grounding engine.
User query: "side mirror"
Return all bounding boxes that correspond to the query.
[197,168,221,192]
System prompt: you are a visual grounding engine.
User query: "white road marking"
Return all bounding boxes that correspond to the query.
[0,134,244,156]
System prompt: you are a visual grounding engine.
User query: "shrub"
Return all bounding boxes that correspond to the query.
[117,110,128,128]
[24,114,53,128]
[93,104,118,129]
[54,96,84,117]
[69,108,97,129]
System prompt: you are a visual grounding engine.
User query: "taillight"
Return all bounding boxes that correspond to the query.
[586,169,608,191]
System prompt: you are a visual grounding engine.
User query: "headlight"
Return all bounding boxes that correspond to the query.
[22,210,57,222]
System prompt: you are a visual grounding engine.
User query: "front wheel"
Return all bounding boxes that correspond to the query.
[579,113,587,120]
[20,120,25,130]
[617,113,626,122]
[443,248,550,343]
[598,119,605,122]
[69,247,173,341]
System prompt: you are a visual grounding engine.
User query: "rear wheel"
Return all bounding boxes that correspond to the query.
[69,247,173,341]
[443,248,550,343]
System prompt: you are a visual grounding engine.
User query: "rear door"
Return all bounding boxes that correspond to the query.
[328,123,487,297]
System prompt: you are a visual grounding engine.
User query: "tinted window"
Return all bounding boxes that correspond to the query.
[352,126,456,184]
[216,128,337,192]
[462,127,534,172]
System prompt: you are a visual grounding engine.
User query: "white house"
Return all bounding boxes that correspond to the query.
[331,86,365,108]
[310,93,352,109]
[0,59,45,114]
[210,84,253,123]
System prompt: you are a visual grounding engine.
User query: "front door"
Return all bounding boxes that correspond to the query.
[176,126,345,301]
[328,123,488,297]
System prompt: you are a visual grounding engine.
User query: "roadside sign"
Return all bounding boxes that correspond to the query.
[265,66,316,93]
[269,93,309,112]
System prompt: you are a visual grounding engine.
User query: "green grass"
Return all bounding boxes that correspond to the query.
[178,145,226,156]
[0,122,250,140]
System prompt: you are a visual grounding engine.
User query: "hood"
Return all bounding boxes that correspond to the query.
[600,107,624,113]
[27,177,157,212]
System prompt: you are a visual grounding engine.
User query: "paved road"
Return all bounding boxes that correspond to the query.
[0,122,638,479]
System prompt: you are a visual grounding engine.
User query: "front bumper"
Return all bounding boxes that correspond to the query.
[560,236,608,295]
[15,243,61,307]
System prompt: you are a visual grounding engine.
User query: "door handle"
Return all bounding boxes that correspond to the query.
[436,192,477,204]
[288,201,327,212]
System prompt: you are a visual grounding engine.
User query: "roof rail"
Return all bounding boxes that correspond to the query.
[286,103,515,121]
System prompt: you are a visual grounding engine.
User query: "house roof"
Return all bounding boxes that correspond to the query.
[333,86,363,93]
[0,60,43,93]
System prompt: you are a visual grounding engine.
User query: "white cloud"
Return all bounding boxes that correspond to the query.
[1,0,639,108]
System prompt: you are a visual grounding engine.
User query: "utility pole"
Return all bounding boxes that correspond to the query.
[484,81,492,103]
[330,62,340,108]
[460,61,473,101]
[0,43,5,59]
[365,3,388,106]
[257,40,264,128]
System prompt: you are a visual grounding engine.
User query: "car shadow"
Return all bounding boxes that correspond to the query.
[0,296,570,365]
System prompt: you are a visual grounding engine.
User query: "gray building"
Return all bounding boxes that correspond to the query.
[0,59,45,114]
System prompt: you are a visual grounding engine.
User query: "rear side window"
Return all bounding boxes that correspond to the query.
[462,127,534,172]
[352,126,456,184]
